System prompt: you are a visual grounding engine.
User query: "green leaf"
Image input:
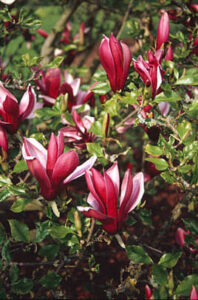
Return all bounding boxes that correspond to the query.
[11,198,32,213]
[138,209,152,225]
[35,221,51,243]
[0,189,11,202]
[187,101,198,118]
[177,165,192,174]
[104,96,120,117]
[13,160,28,173]
[0,223,5,245]
[126,245,153,264]
[122,91,139,105]
[39,272,61,289]
[50,224,67,239]
[47,56,64,68]
[0,175,11,187]
[90,119,103,137]
[161,171,177,184]
[145,158,168,171]
[154,91,181,103]
[9,265,19,283]
[145,144,163,156]
[177,120,192,141]
[2,240,11,263]
[183,141,198,160]
[87,143,104,158]
[175,68,198,85]
[38,244,60,261]
[152,264,168,286]
[91,81,110,95]
[175,274,198,296]
[158,251,182,268]
[182,218,198,235]
[8,220,30,243]
[11,278,33,295]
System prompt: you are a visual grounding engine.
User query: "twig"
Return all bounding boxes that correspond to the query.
[115,108,138,130]
[116,0,133,39]
[86,218,95,244]
[41,0,83,65]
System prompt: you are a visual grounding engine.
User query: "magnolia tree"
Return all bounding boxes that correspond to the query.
[0,0,197,299]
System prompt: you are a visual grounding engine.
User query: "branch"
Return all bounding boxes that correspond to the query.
[41,0,83,65]
[116,0,133,39]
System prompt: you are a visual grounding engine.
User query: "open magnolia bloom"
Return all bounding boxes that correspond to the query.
[78,162,144,234]
[0,83,40,152]
[22,132,97,200]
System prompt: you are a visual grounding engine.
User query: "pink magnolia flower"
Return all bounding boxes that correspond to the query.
[60,110,96,150]
[156,12,170,50]
[99,33,131,92]
[0,83,37,134]
[22,132,97,200]
[133,49,164,99]
[176,227,198,252]
[190,286,198,300]
[165,45,173,61]
[35,68,94,110]
[145,285,153,300]
[78,162,144,234]
[0,126,8,153]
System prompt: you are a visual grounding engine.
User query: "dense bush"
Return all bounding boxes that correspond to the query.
[0,0,197,298]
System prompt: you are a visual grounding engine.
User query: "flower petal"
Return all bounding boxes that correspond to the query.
[45,68,61,99]
[52,150,79,186]
[125,172,144,213]
[158,101,170,116]
[19,85,36,120]
[77,206,114,223]
[23,137,47,169]
[64,155,97,184]
[0,125,8,152]
[106,161,120,200]
[104,172,117,219]
[109,33,123,89]
[46,133,58,179]
[120,42,131,90]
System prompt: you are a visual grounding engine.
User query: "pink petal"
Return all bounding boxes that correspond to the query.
[119,168,133,206]
[46,133,58,179]
[82,116,95,131]
[158,101,170,116]
[156,12,170,50]
[91,168,106,203]
[37,28,48,38]
[72,110,85,133]
[3,95,19,116]
[23,137,47,169]
[39,95,56,106]
[56,131,64,157]
[60,126,82,141]
[0,82,17,105]
[52,150,79,186]
[133,58,151,86]
[19,85,36,120]
[109,33,123,90]
[190,286,198,300]
[106,161,120,200]
[87,192,103,212]
[0,125,8,152]
[145,285,153,300]
[70,78,81,97]
[104,172,117,219]
[77,206,114,223]
[165,45,173,61]
[175,227,186,247]
[120,42,131,90]
[45,68,61,99]
[99,35,116,91]
[63,155,97,184]
[64,71,74,84]
[27,102,43,119]
[126,172,144,213]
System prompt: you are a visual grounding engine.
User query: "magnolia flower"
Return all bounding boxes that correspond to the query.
[190,286,198,300]
[78,162,144,234]
[22,132,97,200]
[99,33,131,92]
[176,227,198,252]
[60,110,96,149]
[0,83,37,133]
[156,12,170,50]
[145,285,153,300]
[35,68,94,110]
[0,0,16,4]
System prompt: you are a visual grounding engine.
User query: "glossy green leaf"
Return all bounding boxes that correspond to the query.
[158,251,182,268]
[8,219,30,243]
[50,224,67,239]
[0,175,11,187]
[152,264,168,286]
[13,160,28,173]
[35,221,51,243]
[87,143,104,158]
[146,158,168,171]
[91,81,110,95]
[47,56,64,68]
[154,91,181,103]
[177,120,192,140]
[11,278,33,295]
[175,68,198,85]
[175,274,198,296]
[11,198,32,213]
[38,244,60,261]
[145,144,163,156]
[126,245,153,264]
[0,189,11,202]
[39,272,61,289]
